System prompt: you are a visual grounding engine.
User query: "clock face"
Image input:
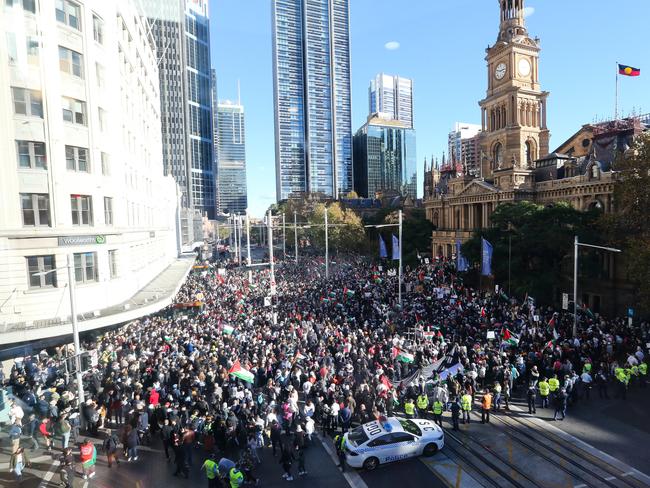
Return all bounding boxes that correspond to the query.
[495,62,507,80]
[518,58,531,77]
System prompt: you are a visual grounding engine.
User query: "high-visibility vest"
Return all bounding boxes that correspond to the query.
[631,365,639,376]
[615,368,626,383]
[538,381,550,396]
[640,363,648,376]
[204,460,219,479]
[583,363,592,373]
[433,401,443,415]
[481,394,492,410]
[461,394,472,411]
[548,378,560,391]
[404,402,415,415]
[416,395,428,410]
[229,468,244,487]
[493,384,502,394]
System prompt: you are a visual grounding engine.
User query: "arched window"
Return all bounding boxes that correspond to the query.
[494,143,503,169]
[525,140,535,166]
[591,164,599,179]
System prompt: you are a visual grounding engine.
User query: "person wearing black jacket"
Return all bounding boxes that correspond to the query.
[450,397,461,431]
[553,388,568,421]
[279,443,295,481]
[160,418,174,461]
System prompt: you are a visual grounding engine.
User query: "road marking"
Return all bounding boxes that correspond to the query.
[574,484,587,488]
[37,458,59,488]
[320,436,369,488]
[604,476,616,481]
[622,471,635,477]
[508,402,650,485]
[455,463,462,488]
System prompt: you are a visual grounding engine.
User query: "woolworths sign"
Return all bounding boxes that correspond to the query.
[58,235,106,246]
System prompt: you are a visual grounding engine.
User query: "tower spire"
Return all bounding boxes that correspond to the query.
[499,0,527,40]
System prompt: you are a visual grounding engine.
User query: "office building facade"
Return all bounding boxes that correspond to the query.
[448,122,482,176]
[0,0,180,341]
[272,0,352,201]
[369,73,413,128]
[215,100,248,215]
[143,0,216,219]
[353,115,417,199]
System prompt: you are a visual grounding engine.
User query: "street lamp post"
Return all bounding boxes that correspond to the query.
[238,215,243,266]
[282,213,286,261]
[34,256,86,425]
[246,211,252,283]
[573,236,621,337]
[294,211,298,264]
[267,210,277,325]
[324,207,329,279]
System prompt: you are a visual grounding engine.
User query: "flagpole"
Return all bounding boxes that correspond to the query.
[294,211,298,264]
[615,61,619,120]
[267,210,276,325]
[324,207,329,279]
[246,210,252,284]
[398,209,403,307]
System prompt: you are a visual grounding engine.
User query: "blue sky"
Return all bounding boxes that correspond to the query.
[210,0,649,217]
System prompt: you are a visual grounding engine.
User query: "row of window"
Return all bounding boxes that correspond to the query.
[20,193,113,227]
[27,250,118,289]
[12,87,109,131]
[16,139,110,175]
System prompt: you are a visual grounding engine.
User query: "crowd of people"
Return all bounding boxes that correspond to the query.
[3,251,649,486]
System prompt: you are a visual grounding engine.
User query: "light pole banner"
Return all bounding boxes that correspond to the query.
[481,238,493,276]
[391,234,400,261]
[456,239,469,272]
[379,235,388,258]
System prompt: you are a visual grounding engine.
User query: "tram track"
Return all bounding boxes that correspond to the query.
[492,412,649,488]
[444,428,543,488]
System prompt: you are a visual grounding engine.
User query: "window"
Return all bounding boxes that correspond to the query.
[58,45,83,78]
[367,434,395,447]
[20,193,50,226]
[12,87,43,117]
[6,0,36,13]
[65,145,88,172]
[101,152,110,175]
[390,432,415,443]
[493,142,503,169]
[98,107,107,131]
[73,252,97,283]
[16,140,46,169]
[108,250,118,278]
[26,36,39,65]
[55,0,81,31]
[95,62,105,87]
[62,97,86,125]
[27,255,57,289]
[92,15,104,44]
[104,197,113,225]
[70,194,92,225]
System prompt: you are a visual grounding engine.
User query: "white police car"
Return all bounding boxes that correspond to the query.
[343,416,444,470]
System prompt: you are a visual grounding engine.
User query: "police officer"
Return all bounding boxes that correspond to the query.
[229,465,244,488]
[461,391,472,424]
[416,392,429,418]
[201,454,219,488]
[481,390,492,424]
[333,434,346,471]
[614,366,627,400]
[450,397,461,431]
[527,385,537,414]
[538,377,550,408]
[404,398,416,419]
[548,374,560,403]
[431,399,444,427]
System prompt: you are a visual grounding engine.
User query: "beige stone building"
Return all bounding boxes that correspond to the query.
[424,0,647,259]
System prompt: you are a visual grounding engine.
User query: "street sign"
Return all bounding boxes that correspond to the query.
[562,293,569,310]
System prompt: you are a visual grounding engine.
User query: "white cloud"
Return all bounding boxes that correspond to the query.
[523,6,535,18]
[384,41,400,51]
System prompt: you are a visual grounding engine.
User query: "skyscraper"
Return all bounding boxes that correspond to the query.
[142,0,216,219]
[448,122,482,175]
[353,114,417,199]
[272,0,352,201]
[215,98,248,215]
[369,74,414,128]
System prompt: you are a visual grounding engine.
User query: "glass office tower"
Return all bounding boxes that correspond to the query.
[369,74,414,129]
[272,0,352,201]
[353,116,417,199]
[216,101,248,215]
[142,0,216,218]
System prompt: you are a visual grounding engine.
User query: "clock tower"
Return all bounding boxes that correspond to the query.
[479,0,550,188]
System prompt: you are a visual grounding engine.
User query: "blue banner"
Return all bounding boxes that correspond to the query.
[379,235,387,258]
[481,238,493,276]
[456,239,469,272]
[392,234,400,260]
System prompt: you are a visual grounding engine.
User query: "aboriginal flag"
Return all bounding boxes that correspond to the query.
[619,64,640,77]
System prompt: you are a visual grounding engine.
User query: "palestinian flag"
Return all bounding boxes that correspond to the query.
[423,331,435,341]
[329,291,337,298]
[391,346,400,360]
[397,351,415,363]
[380,375,393,389]
[294,351,306,361]
[223,325,235,335]
[619,64,640,77]
[344,288,355,297]
[548,316,556,328]
[228,360,254,383]
[503,328,519,346]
